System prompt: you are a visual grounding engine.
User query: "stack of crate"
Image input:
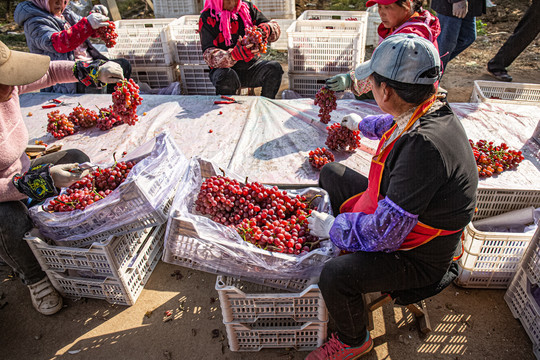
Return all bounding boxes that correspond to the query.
[154,0,204,18]
[108,19,178,91]
[505,227,540,359]
[251,0,295,19]
[287,10,368,98]
[366,5,381,47]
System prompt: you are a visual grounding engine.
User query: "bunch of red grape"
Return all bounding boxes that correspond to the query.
[95,21,118,48]
[112,79,142,126]
[68,105,98,128]
[242,26,268,53]
[46,160,136,212]
[469,139,524,177]
[47,110,75,139]
[96,106,120,131]
[308,147,335,169]
[314,87,337,124]
[326,123,361,151]
[195,175,323,254]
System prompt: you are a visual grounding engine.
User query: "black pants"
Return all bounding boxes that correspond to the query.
[77,58,132,94]
[318,163,460,346]
[487,0,540,71]
[0,149,89,285]
[209,59,283,99]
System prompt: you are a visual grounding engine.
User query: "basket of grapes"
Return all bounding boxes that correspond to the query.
[29,132,188,247]
[163,157,338,290]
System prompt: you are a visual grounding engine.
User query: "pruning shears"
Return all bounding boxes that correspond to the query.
[214,95,242,105]
[42,98,73,109]
[67,162,99,173]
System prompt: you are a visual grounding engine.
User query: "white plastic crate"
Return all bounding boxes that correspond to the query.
[224,319,327,352]
[179,65,216,95]
[168,15,205,65]
[367,12,381,47]
[132,65,179,90]
[270,19,294,51]
[504,268,540,355]
[252,0,295,19]
[288,72,335,98]
[521,227,540,285]
[154,0,203,18]
[473,188,540,221]
[107,19,175,67]
[43,225,165,305]
[287,17,368,74]
[215,276,328,323]
[297,10,368,21]
[470,80,540,106]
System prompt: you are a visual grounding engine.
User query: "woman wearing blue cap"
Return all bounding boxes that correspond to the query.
[305,34,478,359]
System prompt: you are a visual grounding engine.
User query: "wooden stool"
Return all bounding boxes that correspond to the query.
[365,292,432,335]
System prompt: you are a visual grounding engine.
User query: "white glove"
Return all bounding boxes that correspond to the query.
[50,163,90,188]
[307,211,335,239]
[97,61,124,84]
[91,4,109,16]
[452,0,468,18]
[341,113,363,131]
[87,13,109,29]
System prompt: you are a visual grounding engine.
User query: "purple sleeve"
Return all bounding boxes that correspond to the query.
[358,114,395,140]
[328,196,418,252]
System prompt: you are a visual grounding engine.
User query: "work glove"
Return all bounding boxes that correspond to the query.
[307,211,335,239]
[452,0,468,18]
[97,61,124,84]
[258,22,272,40]
[231,39,255,62]
[50,163,90,188]
[87,12,110,29]
[341,113,363,131]
[325,73,352,92]
[91,4,109,16]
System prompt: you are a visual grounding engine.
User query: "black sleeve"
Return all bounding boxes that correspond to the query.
[200,12,220,53]
[249,2,270,25]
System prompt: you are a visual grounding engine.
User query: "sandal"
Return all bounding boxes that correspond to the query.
[28,276,63,315]
[487,68,513,82]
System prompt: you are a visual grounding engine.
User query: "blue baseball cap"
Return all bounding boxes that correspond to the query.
[354,33,441,85]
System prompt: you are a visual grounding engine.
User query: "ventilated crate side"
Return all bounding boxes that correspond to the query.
[270,19,294,51]
[132,65,178,90]
[367,13,381,47]
[252,0,295,19]
[297,10,367,21]
[179,65,216,95]
[168,16,206,65]
[473,189,540,221]
[521,228,540,285]
[470,80,540,106]
[154,0,203,18]
[288,72,335,98]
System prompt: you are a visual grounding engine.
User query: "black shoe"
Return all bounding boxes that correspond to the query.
[487,68,513,82]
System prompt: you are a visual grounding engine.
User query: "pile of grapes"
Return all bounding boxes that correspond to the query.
[46,160,136,212]
[308,147,335,170]
[326,123,361,151]
[68,104,98,128]
[242,26,268,53]
[314,87,337,124]
[195,175,323,254]
[47,110,75,139]
[469,139,524,177]
[95,21,118,48]
[112,79,142,125]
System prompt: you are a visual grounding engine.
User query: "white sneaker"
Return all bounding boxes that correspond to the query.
[28,276,63,315]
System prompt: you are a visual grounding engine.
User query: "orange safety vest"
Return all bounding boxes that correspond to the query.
[339,95,462,253]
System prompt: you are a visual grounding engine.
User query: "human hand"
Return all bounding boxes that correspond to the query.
[91,4,109,16]
[231,38,255,62]
[452,0,468,18]
[87,13,110,29]
[341,113,363,131]
[97,61,124,84]
[325,74,352,92]
[50,163,90,188]
[307,211,335,238]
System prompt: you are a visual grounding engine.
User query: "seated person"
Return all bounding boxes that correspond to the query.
[199,0,283,99]
[14,0,131,94]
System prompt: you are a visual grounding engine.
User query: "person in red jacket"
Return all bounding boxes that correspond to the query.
[325,0,440,98]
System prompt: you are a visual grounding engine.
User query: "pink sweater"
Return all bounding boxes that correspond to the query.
[0,61,77,202]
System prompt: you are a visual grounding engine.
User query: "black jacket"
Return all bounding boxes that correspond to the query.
[431,0,486,19]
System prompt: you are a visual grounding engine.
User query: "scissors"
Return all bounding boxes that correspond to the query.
[214,95,242,105]
[42,98,74,109]
[67,162,99,173]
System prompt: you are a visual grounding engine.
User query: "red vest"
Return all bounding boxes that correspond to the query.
[340,95,461,251]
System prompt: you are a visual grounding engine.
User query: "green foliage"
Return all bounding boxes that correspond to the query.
[476,19,487,36]
[0,33,28,52]
[329,0,367,11]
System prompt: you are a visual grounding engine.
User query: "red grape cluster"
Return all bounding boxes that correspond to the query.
[112,79,142,126]
[46,160,136,212]
[308,147,335,170]
[68,105,98,128]
[47,110,75,139]
[469,139,524,177]
[95,21,118,48]
[242,26,268,53]
[326,123,362,151]
[345,17,358,21]
[314,87,337,124]
[195,176,323,254]
[96,106,120,131]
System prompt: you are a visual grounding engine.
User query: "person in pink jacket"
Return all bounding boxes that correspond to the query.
[0,40,122,315]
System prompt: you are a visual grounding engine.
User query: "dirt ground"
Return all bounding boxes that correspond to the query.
[1,0,539,359]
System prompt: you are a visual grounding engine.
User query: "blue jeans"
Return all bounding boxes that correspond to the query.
[437,14,476,71]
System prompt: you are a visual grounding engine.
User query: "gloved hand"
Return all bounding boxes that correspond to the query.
[91,4,109,16]
[452,0,468,18]
[50,163,90,188]
[341,113,363,131]
[258,22,272,40]
[231,39,255,62]
[307,211,335,238]
[87,12,110,29]
[325,73,352,92]
[97,61,124,84]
